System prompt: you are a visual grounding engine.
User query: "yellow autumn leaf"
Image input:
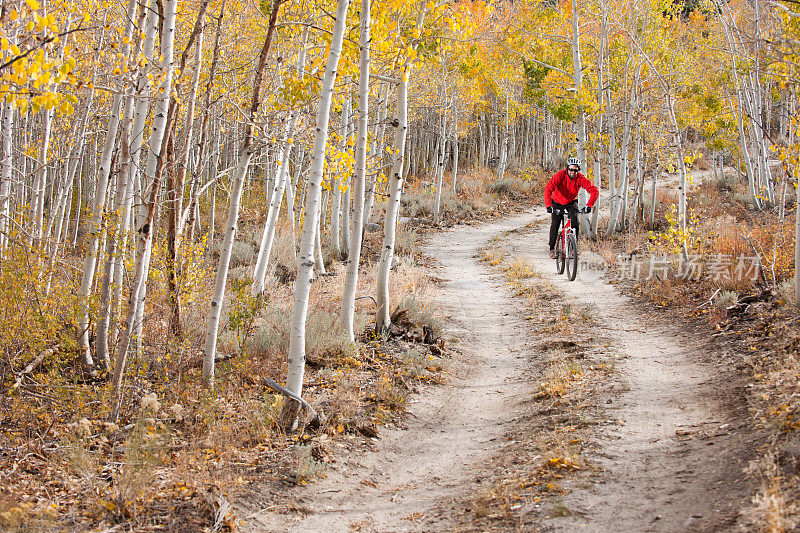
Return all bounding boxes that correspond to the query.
[25,0,40,10]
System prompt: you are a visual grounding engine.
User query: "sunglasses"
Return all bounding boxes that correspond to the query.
[567,167,579,173]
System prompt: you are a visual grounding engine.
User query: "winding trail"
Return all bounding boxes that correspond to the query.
[245,207,753,531]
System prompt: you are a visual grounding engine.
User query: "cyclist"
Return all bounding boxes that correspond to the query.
[544,157,599,259]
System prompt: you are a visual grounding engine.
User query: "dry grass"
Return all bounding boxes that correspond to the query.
[480,246,507,266]
[504,255,537,280]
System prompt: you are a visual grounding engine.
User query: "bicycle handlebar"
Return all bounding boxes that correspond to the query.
[552,207,592,215]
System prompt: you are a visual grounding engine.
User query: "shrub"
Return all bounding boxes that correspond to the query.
[714,290,739,311]
[395,225,419,256]
[245,306,292,359]
[397,294,443,338]
[776,280,794,306]
[305,307,361,366]
[211,241,255,267]
[485,178,514,196]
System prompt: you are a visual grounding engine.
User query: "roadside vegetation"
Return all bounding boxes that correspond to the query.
[0,164,536,529]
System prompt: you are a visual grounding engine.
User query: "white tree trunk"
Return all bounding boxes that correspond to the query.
[0,23,18,254]
[31,109,53,245]
[0,102,12,255]
[252,28,309,295]
[376,8,425,332]
[341,0,370,342]
[285,0,350,420]
[433,121,444,224]
[76,0,141,368]
[451,135,459,194]
[110,0,177,415]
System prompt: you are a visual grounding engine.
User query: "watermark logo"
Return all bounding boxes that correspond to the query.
[574,253,762,283]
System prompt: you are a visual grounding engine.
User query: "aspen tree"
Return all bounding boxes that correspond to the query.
[433,87,448,225]
[76,0,140,369]
[498,95,508,180]
[0,102,11,255]
[31,98,53,246]
[451,129,459,194]
[202,0,286,387]
[341,0,371,342]
[283,0,350,427]
[252,26,309,295]
[111,0,178,418]
[376,9,426,334]
[0,17,16,254]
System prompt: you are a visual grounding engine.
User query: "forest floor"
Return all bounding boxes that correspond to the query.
[236,206,762,531]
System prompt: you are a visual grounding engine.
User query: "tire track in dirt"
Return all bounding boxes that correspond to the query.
[243,211,541,531]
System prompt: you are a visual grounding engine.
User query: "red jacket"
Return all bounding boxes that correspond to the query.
[544,169,599,208]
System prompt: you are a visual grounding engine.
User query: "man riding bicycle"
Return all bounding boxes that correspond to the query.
[544,157,599,259]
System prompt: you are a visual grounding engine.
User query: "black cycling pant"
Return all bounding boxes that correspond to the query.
[549,200,579,251]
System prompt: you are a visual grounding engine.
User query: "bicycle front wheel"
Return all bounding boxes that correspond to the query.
[566,232,578,281]
[556,237,566,274]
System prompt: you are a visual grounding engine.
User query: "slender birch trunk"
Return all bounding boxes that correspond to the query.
[110,0,178,417]
[283,0,350,428]
[376,11,425,332]
[433,114,445,225]
[450,134,459,193]
[0,102,12,255]
[497,97,508,180]
[0,22,17,254]
[202,0,285,387]
[341,0,370,342]
[31,109,53,245]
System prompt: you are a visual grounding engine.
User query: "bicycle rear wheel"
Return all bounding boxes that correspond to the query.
[556,235,565,274]
[566,232,578,281]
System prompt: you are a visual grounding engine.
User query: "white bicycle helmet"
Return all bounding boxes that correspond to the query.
[567,157,581,169]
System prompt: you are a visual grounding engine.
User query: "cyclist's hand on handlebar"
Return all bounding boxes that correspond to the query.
[583,206,592,214]
[546,206,552,214]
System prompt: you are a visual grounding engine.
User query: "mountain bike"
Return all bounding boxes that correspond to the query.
[553,207,590,282]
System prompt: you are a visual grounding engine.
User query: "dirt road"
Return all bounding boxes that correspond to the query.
[244,208,755,531]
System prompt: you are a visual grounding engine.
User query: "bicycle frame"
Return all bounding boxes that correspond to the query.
[553,207,579,280]
[555,208,575,252]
